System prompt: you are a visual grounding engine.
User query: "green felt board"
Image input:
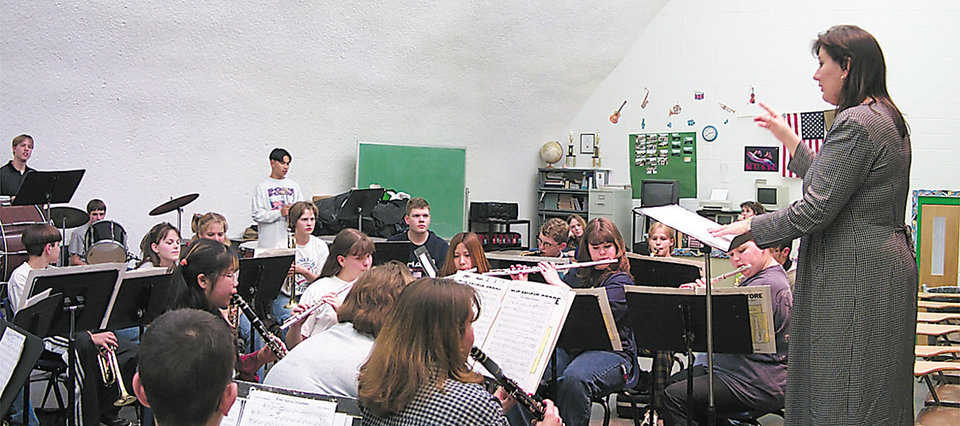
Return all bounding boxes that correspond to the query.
[357,143,465,238]
[629,132,697,199]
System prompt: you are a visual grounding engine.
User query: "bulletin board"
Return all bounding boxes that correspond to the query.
[356,142,465,238]
[629,132,697,199]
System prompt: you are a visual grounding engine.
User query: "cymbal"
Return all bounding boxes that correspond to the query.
[149,193,199,216]
[49,206,88,228]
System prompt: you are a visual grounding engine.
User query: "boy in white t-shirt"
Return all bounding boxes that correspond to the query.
[251,148,304,249]
[270,201,330,326]
[9,224,62,313]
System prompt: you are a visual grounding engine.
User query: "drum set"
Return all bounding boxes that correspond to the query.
[0,193,200,280]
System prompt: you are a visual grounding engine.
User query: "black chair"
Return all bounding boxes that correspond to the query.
[30,352,67,410]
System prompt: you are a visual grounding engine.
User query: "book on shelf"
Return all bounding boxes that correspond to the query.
[541,193,559,210]
[453,272,576,392]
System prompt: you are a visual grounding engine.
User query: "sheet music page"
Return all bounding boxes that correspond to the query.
[480,281,573,392]
[453,271,509,348]
[238,388,337,426]
[706,286,776,353]
[220,399,244,426]
[638,204,734,251]
[0,327,26,394]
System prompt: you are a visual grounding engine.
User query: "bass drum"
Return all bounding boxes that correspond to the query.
[0,205,47,282]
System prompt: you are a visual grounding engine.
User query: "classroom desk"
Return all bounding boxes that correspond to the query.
[917,312,960,323]
[915,345,960,359]
[918,300,960,311]
[919,292,960,300]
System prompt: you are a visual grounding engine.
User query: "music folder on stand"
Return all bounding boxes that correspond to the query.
[23,263,125,426]
[5,309,51,421]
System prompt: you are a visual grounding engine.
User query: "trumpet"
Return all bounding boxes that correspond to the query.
[283,230,299,309]
[482,258,618,276]
[97,345,137,406]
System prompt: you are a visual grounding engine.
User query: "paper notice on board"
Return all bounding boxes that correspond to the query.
[0,327,27,393]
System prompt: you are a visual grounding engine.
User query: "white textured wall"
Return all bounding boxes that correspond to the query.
[563,0,960,216]
[1,1,668,247]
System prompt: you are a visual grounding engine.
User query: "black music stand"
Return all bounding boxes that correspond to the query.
[551,289,623,399]
[624,289,753,425]
[105,268,174,331]
[0,319,44,419]
[338,188,384,233]
[238,253,294,338]
[12,292,62,420]
[372,241,414,265]
[24,264,123,426]
[12,170,85,219]
[626,255,702,287]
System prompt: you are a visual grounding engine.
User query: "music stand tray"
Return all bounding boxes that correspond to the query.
[372,241,414,265]
[338,188,384,232]
[25,263,125,333]
[238,252,294,327]
[12,170,85,207]
[106,267,175,330]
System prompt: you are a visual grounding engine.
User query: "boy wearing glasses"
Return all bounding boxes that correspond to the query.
[537,218,569,258]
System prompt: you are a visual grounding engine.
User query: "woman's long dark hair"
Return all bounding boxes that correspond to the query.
[813,25,908,138]
[169,239,238,315]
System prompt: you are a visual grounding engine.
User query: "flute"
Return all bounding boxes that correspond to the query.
[482,258,617,276]
[470,347,545,421]
[278,301,330,331]
[680,264,750,287]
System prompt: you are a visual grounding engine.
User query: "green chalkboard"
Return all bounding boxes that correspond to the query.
[357,143,465,238]
[629,132,697,199]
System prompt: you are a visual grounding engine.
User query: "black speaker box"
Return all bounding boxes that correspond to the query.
[470,202,518,221]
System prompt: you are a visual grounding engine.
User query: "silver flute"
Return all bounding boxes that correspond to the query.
[680,264,751,287]
[482,258,618,276]
[278,301,331,330]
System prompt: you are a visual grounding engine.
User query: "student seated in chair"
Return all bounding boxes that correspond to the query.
[134,308,237,426]
[387,197,449,265]
[536,217,569,258]
[663,234,791,426]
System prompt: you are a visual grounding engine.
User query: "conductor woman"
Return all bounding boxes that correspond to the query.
[712,25,916,425]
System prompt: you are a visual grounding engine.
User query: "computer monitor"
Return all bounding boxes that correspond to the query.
[755,180,790,211]
[640,180,679,207]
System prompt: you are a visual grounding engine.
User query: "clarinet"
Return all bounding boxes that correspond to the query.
[469,347,545,421]
[230,294,288,359]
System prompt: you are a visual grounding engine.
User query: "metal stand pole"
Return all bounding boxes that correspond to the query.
[704,249,716,425]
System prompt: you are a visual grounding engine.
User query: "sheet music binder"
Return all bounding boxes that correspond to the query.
[225,380,362,426]
[0,319,45,417]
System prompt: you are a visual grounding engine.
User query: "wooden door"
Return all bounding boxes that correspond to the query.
[919,204,960,289]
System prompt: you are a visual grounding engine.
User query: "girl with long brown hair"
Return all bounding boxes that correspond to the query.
[358,278,561,425]
[519,217,638,425]
[439,232,491,276]
[284,228,374,347]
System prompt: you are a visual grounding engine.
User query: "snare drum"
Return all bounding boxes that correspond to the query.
[84,220,127,264]
[0,205,47,281]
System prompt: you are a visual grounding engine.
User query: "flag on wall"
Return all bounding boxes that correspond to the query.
[781,111,832,178]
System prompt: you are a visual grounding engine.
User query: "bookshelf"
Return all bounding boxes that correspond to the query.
[537,167,610,230]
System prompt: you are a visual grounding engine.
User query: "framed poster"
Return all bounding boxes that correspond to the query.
[744,146,779,172]
[580,133,596,154]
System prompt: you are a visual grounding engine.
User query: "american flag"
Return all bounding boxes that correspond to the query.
[781,111,826,178]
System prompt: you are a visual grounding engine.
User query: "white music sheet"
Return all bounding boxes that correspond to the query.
[238,388,337,426]
[481,284,570,391]
[0,327,27,394]
[455,272,509,348]
[638,204,734,251]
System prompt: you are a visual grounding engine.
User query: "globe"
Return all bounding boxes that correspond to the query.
[540,140,564,168]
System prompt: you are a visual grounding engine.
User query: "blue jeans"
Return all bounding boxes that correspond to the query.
[549,348,635,426]
[8,388,39,426]
[271,295,294,340]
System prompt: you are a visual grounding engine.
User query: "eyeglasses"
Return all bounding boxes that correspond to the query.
[538,238,560,248]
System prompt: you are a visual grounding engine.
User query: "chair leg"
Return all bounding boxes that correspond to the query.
[601,395,611,426]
